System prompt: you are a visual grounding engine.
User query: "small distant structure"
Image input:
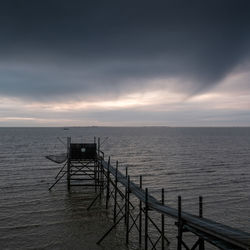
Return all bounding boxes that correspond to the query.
[47,137,250,250]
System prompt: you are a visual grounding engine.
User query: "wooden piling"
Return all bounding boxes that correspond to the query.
[199,196,205,250]
[139,175,142,246]
[106,156,110,209]
[178,196,182,250]
[94,160,97,192]
[161,188,165,250]
[97,165,99,189]
[67,137,71,191]
[97,137,100,158]
[125,166,128,225]
[145,188,149,250]
[114,161,118,224]
[126,175,130,244]
[100,159,103,197]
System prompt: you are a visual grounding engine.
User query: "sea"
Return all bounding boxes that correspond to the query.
[0,127,249,250]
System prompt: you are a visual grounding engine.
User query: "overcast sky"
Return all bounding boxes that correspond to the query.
[0,0,250,126]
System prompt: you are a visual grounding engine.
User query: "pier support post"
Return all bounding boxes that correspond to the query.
[161,188,165,250]
[97,158,99,189]
[126,175,130,244]
[106,156,110,209]
[199,196,205,250]
[139,175,142,246]
[177,196,182,250]
[67,137,71,191]
[100,159,104,197]
[94,160,97,192]
[145,188,149,250]
[125,166,128,225]
[97,137,100,158]
[114,161,118,224]
[97,137,101,193]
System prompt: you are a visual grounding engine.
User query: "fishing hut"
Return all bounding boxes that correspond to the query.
[47,137,250,250]
[47,137,101,191]
[66,138,99,190]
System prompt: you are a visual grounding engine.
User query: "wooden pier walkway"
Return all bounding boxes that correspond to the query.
[48,137,250,250]
[101,159,250,250]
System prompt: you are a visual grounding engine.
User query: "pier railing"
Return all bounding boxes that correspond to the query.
[88,153,250,250]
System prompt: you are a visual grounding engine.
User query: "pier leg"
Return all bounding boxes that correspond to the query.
[100,159,103,198]
[139,175,142,246]
[114,161,118,224]
[97,137,100,158]
[94,136,98,190]
[199,196,205,250]
[162,188,165,250]
[145,188,149,250]
[97,137,101,194]
[125,166,128,225]
[94,160,97,192]
[105,156,110,209]
[67,137,71,191]
[126,176,130,244]
[97,159,100,189]
[177,196,182,250]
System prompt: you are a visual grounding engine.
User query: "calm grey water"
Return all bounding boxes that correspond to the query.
[0,127,250,250]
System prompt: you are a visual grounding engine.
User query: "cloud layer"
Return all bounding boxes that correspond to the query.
[1,0,250,100]
[0,1,250,126]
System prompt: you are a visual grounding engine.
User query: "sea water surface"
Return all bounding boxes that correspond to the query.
[0,127,250,249]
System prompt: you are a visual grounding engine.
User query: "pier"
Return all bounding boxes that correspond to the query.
[48,137,250,250]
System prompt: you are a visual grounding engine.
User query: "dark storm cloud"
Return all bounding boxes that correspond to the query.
[0,0,250,99]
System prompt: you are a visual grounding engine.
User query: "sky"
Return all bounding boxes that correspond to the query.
[0,0,250,127]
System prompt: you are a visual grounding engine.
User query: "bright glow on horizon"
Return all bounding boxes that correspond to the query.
[0,70,250,126]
